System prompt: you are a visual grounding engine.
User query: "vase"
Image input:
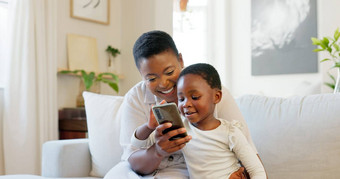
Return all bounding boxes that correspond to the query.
[334,68,340,93]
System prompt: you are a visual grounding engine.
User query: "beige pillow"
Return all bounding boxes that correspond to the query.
[83,91,124,177]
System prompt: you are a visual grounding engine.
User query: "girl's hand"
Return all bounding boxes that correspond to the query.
[148,100,166,130]
[153,122,192,157]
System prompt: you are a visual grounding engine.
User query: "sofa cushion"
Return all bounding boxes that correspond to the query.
[236,93,340,179]
[83,92,124,177]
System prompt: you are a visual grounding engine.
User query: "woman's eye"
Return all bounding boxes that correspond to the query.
[166,70,174,75]
[147,78,156,82]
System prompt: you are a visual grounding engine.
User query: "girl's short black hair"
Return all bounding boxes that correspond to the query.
[133,30,179,69]
[179,63,221,90]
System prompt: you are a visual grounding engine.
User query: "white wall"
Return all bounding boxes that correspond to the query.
[57,0,122,108]
[57,0,172,108]
[57,0,340,108]
[229,0,340,98]
[0,88,4,174]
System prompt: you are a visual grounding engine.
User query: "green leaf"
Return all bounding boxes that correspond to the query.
[328,72,336,83]
[321,37,330,48]
[60,70,72,74]
[313,48,324,52]
[311,37,321,45]
[324,82,335,90]
[106,45,121,58]
[60,70,80,74]
[334,28,340,41]
[334,43,340,51]
[100,78,119,93]
[327,47,332,53]
[81,71,95,91]
[99,72,119,82]
[108,82,119,93]
[334,62,340,68]
[320,58,330,63]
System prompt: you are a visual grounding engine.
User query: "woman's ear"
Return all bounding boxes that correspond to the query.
[214,89,222,104]
[178,53,184,68]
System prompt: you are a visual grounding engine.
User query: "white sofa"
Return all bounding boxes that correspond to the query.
[2,92,340,179]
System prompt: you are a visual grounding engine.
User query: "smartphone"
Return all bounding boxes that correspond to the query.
[152,103,187,141]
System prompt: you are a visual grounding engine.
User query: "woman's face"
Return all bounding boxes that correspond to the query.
[138,50,184,103]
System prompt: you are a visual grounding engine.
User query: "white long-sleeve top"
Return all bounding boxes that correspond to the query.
[181,119,266,179]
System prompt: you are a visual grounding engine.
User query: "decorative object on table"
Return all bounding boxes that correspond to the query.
[60,69,119,107]
[179,0,189,12]
[311,27,340,93]
[251,0,318,75]
[105,45,121,73]
[67,34,99,72]
[70,0,110,25]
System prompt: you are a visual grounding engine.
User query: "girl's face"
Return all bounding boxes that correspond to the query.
[177,74,221,128]
[138,50,184,103]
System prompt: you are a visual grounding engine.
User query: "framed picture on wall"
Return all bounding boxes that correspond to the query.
[251,0,318,75]
[70,0,110,25]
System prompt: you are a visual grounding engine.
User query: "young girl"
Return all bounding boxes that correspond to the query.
[177,63,266,179]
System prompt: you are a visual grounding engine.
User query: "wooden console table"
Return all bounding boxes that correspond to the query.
[59,108,88,139]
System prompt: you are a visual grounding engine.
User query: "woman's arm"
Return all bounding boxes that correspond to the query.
[129,123,191,174]
[119,85,191,175]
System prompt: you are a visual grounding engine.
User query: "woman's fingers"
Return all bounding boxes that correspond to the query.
[148,107,159,129]
[154,123,191,156]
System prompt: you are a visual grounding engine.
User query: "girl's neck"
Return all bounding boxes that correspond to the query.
[192,116,221,131]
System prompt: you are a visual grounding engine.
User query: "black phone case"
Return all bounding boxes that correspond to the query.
[152,103,187,140]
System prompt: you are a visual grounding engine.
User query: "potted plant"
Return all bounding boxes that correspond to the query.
[311,27,340,93]
[106,45,121,72]
[60,69,119,106]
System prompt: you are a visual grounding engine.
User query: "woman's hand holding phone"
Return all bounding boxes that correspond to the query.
[154,122,192,157]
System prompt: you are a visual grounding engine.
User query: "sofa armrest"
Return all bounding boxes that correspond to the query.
[41,139,91,177]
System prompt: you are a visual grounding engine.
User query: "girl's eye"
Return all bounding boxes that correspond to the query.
[178,97,184,102]
[192,96,200,100]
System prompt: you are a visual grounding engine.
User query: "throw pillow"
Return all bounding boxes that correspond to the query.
[83,91,124,177]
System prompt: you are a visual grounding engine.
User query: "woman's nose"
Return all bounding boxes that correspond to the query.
[159,76,169,88]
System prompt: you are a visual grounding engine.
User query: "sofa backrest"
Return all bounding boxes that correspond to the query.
[236,93,340,179]
[83,91,124,177]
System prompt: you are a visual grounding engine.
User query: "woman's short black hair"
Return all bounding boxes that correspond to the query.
[133,30,179,69]
[178,63,221,90]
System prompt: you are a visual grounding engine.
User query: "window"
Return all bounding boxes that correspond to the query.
[173,0,208,67]
[0,0,9,87]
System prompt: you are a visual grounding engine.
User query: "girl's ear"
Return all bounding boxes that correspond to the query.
[214,89,222,104]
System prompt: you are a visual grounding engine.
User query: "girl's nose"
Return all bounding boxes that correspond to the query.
[183,99,192,108]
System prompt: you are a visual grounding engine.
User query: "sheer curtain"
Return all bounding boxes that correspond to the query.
[2,0,58,175]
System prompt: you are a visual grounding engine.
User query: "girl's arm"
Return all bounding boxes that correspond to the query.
[229,124,266,179]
